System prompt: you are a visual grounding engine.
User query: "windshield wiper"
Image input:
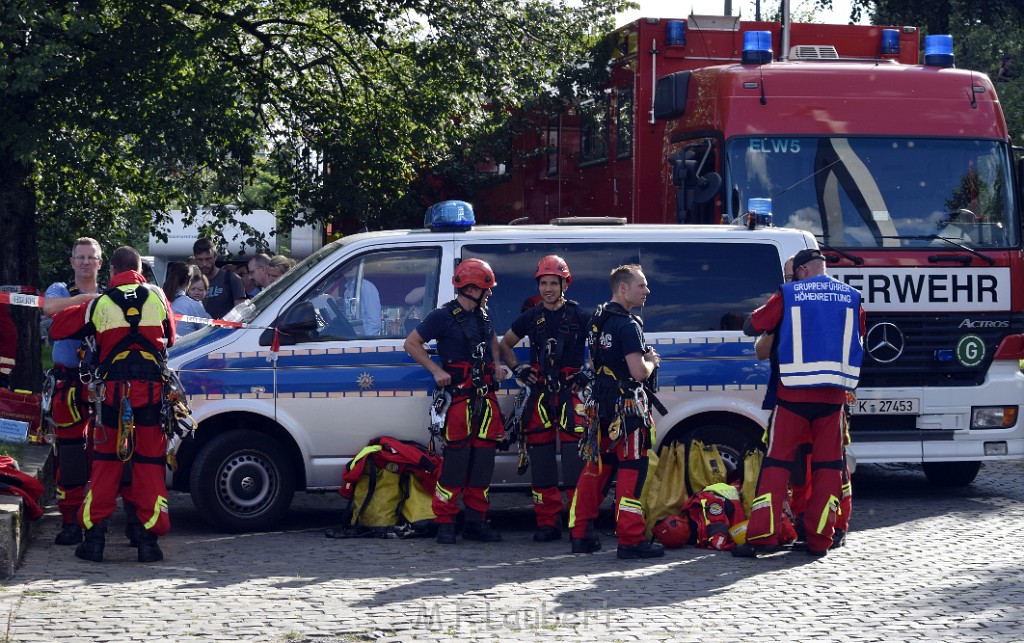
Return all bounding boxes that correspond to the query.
[880,235,997,266]
[815,239,864,265]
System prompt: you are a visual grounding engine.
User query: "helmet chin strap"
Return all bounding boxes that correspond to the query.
[459,286,485,307]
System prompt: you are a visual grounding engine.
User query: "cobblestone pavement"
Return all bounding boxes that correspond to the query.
[1,461,1022,643]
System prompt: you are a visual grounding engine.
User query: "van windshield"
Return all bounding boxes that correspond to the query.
[230,240,344,323]
[725,137,1019,250]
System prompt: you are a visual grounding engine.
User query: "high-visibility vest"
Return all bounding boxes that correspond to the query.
[777,275,863,390]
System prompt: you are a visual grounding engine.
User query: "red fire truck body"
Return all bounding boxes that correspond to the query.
[477,17,921,224]
[476,17,1024,485]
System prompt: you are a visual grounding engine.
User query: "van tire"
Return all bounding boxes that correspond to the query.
[922,461,981,487]
[190,429,296,533]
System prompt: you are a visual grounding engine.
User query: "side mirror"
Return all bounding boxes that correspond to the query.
[259,302,318,346]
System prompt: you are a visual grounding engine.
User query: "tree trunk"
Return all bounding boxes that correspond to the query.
[0,154,42,392]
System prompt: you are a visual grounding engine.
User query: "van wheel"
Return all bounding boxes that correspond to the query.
[922,461,981,487]
[190,429,296,533]
[684,424,760,484]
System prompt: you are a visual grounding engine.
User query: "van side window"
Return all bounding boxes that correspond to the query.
[462,242,780,333]
[288,248,441,341]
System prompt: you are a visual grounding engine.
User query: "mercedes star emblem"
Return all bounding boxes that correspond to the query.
[865,322,905,364]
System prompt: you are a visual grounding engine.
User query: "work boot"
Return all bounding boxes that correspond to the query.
[462,521,502,542]
[570,536,602,554]
[125,521,143,547]
[74,522,107,563]
[136,530,163,563]
[831,529,847,549]
[533,526,562,542]
[54,523,83,546]
[617,540,665,560]
[124,504,142,547]
[436,523,457,545]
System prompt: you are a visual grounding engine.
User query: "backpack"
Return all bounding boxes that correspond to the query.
[326,436,442,539]
[642,441,689,539]
[682,482,746,551]
[686,432,727,495]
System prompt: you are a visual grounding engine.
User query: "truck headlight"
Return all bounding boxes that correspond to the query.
[971,406,1018,429]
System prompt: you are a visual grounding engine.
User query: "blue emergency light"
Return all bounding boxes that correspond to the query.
[742,31,773,65]
[424,200,476,229]
[880,29,900,55]
[666,20,686,47]
[747,197,773,227]
[924,35,955,68]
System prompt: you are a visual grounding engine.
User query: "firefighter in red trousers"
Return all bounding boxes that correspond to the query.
[736,248,865,558]
[50,246,175,563]
[570,264,664,559]
[499,255,590,542]
[404,258,507,545]
[754,256,853,550]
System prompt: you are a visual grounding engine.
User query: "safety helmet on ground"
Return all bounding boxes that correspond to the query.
[729,520,748,546]
[653,515,690,549]
[534,255,571,286]
[452,258,497,290]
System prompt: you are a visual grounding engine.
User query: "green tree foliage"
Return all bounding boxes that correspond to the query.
[0,0,631,388]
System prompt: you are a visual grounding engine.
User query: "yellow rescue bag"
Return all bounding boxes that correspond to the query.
[642,441,689,537]
[687,435,727,494]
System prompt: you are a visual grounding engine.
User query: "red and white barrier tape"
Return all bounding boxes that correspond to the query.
[0,291,44,308]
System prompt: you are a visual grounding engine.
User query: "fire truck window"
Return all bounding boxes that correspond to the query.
[462,242,780,333]
[579,98,609,167]
[545,118,559,177]
[291,247,441,341]
[616,88,634,159]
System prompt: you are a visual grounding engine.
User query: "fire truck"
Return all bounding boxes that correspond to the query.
[477,16,1024,485]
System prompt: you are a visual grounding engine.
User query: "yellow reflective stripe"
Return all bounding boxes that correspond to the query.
[65,387,81,424]
[81,491,94,529]
[350,445,383,469]
[747,492,774,541]
[144,496,169,530]
[567,491,578,529]
[536,393,552,429]
[816,495,840,535]
[475,400,493,439]
[531,489,543,504]
[435,482,453,503]
[55,488,66,500]
[618,496,644,516]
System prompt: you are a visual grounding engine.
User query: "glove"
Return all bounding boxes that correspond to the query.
[513,363,534,384]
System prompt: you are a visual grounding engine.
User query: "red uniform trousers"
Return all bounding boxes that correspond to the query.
[569,425,650,547]
[524,389,584,529]
[80,381,169,536]
[789,445,853,533]
[432,393,503,524]
[50,375,93,525]
[748,401,844,553]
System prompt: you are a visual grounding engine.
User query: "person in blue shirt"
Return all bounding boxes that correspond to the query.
[162,262,209,337]
[43,237,106,545]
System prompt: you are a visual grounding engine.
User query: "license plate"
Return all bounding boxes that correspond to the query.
[852,398,919,415]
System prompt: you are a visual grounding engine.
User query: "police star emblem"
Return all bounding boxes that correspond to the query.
[357,372,375,390]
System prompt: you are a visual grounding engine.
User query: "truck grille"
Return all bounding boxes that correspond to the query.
[858,312,1024,388]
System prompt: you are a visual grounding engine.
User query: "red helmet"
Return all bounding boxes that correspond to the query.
[452,258,497,289]
[534,255,571,286]
[653,515,691,549]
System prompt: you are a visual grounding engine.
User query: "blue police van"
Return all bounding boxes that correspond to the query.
[167,204,814,531]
